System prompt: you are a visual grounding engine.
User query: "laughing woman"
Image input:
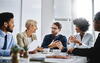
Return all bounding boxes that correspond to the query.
[16,19,37,48]
[68,18,94,49]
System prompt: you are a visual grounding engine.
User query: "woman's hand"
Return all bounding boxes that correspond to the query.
[35,47,44,52]
[68,36,82,45]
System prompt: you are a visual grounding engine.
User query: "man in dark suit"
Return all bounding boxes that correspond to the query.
[41,22,67,52]
[68,12,100,63]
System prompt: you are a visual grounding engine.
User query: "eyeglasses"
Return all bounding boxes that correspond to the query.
[51,27,58,30]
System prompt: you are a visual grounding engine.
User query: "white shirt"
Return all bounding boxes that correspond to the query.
[0,30,16,50]
[0,30,17,56]
[68,33,94,48]
[27,37,32,45]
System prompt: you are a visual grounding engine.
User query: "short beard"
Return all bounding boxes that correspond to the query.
[6,26,13,33]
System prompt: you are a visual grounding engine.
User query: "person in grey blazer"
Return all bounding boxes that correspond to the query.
[16,19,37,48]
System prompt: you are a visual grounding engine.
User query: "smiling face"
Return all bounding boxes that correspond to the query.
[25,20,38,34]
[75,26,81,33]
[28,24,37,33]
[4,18,14,33]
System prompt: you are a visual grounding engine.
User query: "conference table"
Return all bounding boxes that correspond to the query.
[0,52,87,63]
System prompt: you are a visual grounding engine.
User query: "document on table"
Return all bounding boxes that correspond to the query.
[28,40,40,51]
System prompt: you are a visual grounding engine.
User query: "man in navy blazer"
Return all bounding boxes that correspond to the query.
[41,22,67,52]
[68,12,100,63]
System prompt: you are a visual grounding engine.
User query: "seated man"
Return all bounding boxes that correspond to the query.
[41,22,67,52]
[0,12,17,56]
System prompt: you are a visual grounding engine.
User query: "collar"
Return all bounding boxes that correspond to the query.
[0,29,7,37]
[78,32,87,37]
[24,30,34,38]
[55,33,60,36]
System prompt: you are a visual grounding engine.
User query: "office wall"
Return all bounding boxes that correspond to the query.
[0,0,21,36]
[0,0,42,44]
[0,0,98,44]
[54,0,73,38]
[41,0,73,41]
[41,0,54,40]
[21,0,41,42]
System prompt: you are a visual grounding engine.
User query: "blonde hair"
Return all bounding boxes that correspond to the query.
[25,19,37,28]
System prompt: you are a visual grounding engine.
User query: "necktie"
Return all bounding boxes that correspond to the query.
[2,35,7,50]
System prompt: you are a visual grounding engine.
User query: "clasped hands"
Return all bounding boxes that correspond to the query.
[48,40,64,50]
[68,36,82,45]
[67,36,82,53]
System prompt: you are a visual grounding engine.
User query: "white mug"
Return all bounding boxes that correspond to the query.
[52,49,61,54]
[43,48,50,53]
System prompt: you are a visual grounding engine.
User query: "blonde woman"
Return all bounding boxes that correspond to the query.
[16,19,37,48]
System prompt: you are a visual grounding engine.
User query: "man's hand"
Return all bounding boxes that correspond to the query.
[56,41,64,50]
[48,40,64,49]
[48,41,57,48]
[67,48,74,54]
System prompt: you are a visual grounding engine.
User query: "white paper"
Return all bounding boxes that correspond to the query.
[28,40,40,51]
